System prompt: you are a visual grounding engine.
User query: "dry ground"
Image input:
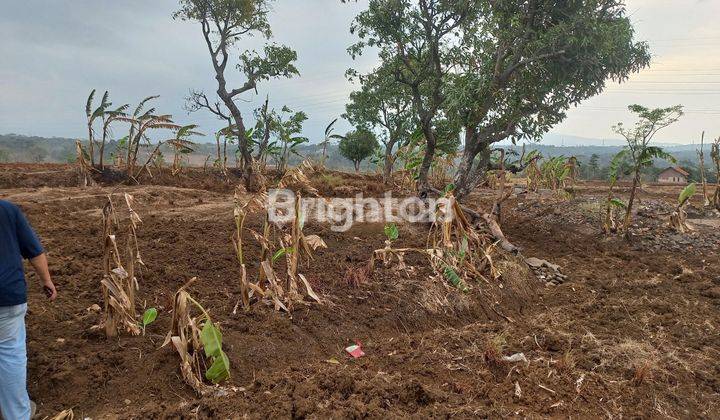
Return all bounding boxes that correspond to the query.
[1,164,719,419]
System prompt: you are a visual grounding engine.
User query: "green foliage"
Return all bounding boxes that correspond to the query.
[443,266,468,293]
[383,223,399,242]
[174,0,272,38]
[338,129,379,170]
[272,247,294,263]
[142,307,158,335]
[349,0,651,190]
[609,198,627,209]
[442,183,456,194]
[678,183,696,206]
[271,106,308,171]
[200,321,230,383]
[142,308,158,327]
[239,44,299,82]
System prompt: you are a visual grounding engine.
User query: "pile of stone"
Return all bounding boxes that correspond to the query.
[525,257,567,286]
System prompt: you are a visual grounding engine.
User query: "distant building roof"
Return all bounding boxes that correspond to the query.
[658,166,689,177]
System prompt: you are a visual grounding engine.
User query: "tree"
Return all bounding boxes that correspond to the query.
[613,104,683,239]
[711,137,720,210]
[349,1,650,198]
[28,145,47,163]
[252,95,275,164]
[122,95,160,173]
[349,0,471,192]
[445,1,651,198]
[175,0,299,190]
[588,154,600,180]
[115,96,182,178]
[345,65,413,184]
[166,124,204,175]
[339,129,379,172]
[0,148,9,163]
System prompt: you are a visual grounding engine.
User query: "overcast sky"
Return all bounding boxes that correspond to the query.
[1,0,719,145]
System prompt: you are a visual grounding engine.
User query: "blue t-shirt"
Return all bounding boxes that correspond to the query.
[0,200,44,306]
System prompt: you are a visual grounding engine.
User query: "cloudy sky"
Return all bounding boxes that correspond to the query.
[1,0,719,145]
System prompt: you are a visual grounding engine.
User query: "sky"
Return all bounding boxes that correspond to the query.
[1,0,719,145]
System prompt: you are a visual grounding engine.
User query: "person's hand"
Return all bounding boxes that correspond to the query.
[42,279,57,301]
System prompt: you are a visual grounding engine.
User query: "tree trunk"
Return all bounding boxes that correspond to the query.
[383,151,394,184]
[382,137,398,185]
[125,124,136,174]
[88,124,95,167]
[416,122,436,194]
[354,161,360,172]
[217,84,256,189]
[255,96,271,161]
[99,122,107,170]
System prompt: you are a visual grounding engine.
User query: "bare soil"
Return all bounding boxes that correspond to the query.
[2,164,719,419]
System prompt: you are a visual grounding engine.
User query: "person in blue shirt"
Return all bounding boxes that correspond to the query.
[0,200,57,420]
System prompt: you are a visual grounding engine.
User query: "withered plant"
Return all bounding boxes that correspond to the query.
[75,140,97,187]
[163,278,230,395]
[97,193,144,337]
[239,186,324,313]
[670,183,696,233]
[712,137,720,211]
[369,191,499,292]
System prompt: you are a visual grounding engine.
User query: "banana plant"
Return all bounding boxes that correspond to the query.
[99,103,130,169]
[320,118,345,168]
[85,90,111,167]
[670,183,696,233]
[166,124,204,175]
[603,150,628,234]
[275,106,308,173]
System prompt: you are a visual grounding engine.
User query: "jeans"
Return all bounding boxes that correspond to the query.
[0,304,29,420]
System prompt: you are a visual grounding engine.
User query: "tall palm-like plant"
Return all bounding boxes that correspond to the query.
[166,124,204,175]
[320,118,343,168]
[100,103,130,169]
[117,112,180,178]
[124,96,160,173]
[85,90,111,167]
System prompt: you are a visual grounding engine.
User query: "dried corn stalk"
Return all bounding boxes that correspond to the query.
[232,189,268,312]
[368,192,499,292]
[51,409,75,420]
[97,193,143,337]
[278,160,319,196]
[249,191,325,312]
[163,278,230,395]
[76,140,97,187]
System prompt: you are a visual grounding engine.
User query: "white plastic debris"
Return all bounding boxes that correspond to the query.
[502,352,529,364]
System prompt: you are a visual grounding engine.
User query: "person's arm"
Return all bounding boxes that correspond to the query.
[14,204,57,301]
[29,253,56,301]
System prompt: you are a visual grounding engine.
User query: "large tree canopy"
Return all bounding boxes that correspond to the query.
[345,65,414,183]
[349,0,651,197]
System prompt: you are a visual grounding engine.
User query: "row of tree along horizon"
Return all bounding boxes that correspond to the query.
[1,133,716,185]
